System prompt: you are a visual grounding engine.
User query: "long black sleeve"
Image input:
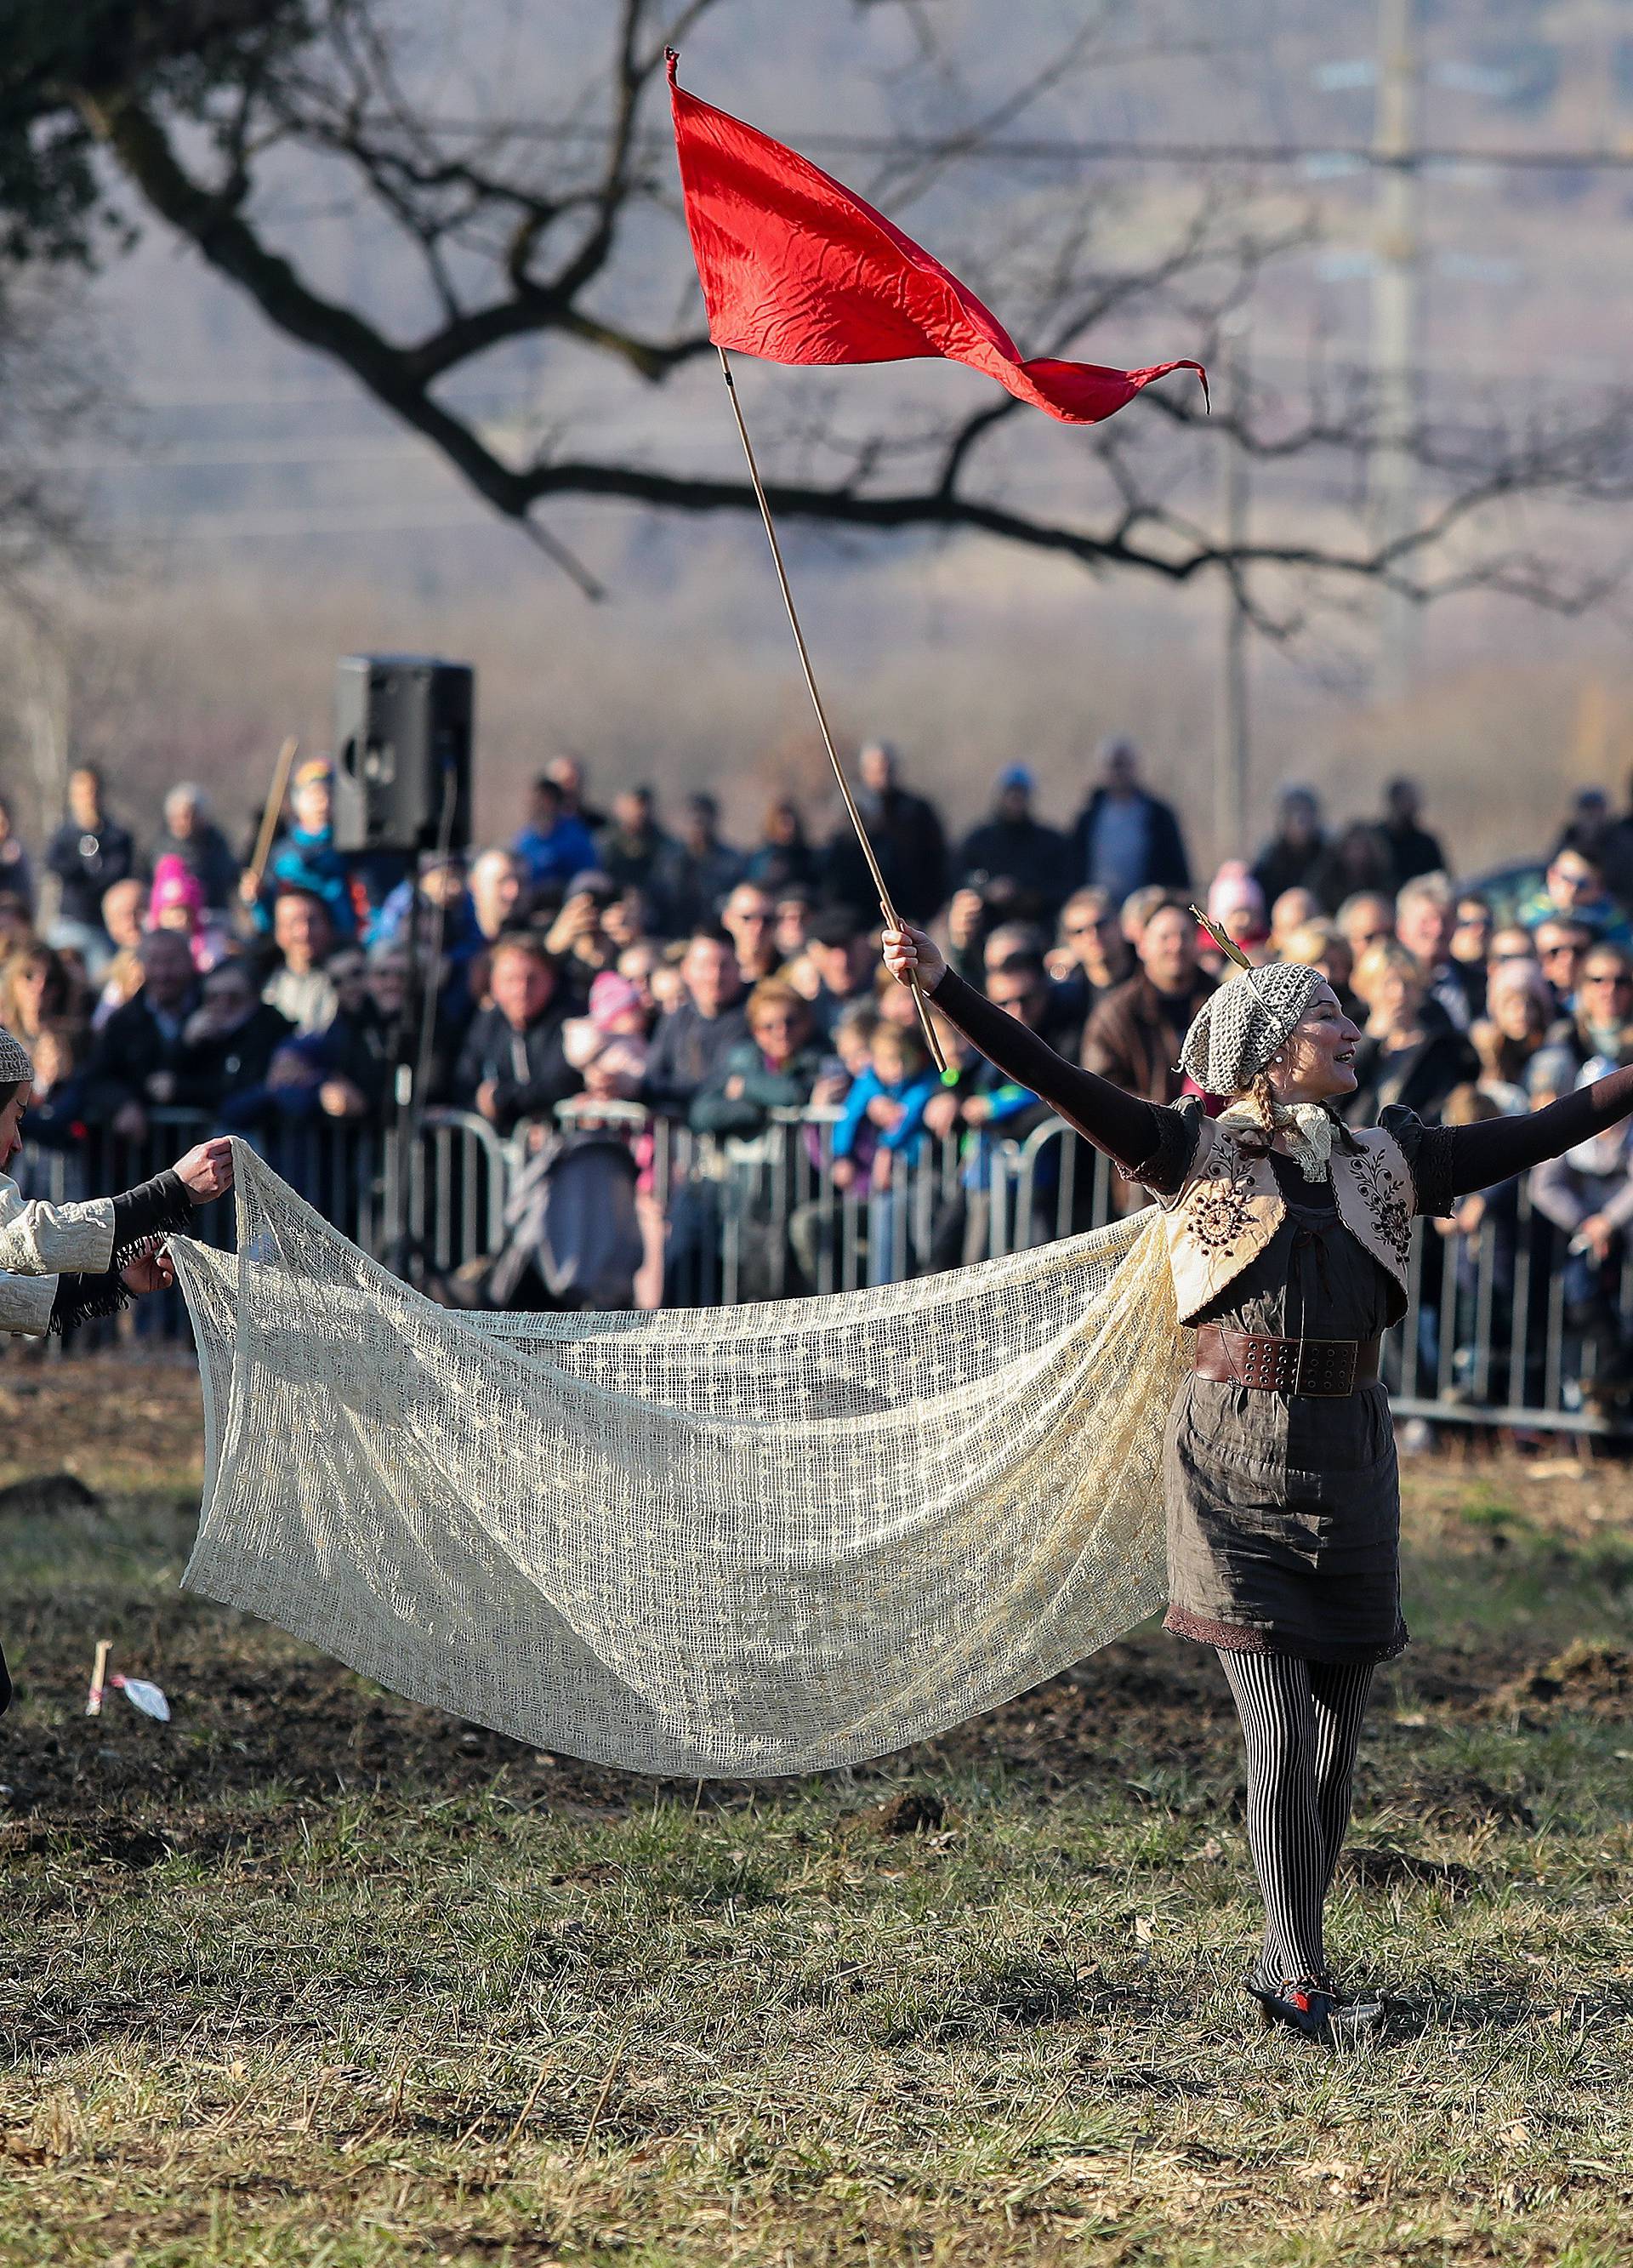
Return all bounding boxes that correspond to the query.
[48,1171,196,1336]
[1428,1064,1633,1201]
[111,1171,196,1262]
[929,966,1181,1175]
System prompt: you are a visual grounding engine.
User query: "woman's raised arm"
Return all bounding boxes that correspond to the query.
[882,926,1191,1182]
[1428,1063,1633,1200]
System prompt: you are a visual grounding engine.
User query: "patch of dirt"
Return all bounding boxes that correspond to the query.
[0,1355,203,1492]
[1495,1639,1633,1718]
[1341,1845,1481,1897]
[925,1635,1235,1786]
[847,1790,946,1838]
[0,1643,639,1827]
[0,1473,102,1519]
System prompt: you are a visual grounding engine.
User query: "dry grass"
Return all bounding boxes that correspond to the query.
[1,1369,1631,2265]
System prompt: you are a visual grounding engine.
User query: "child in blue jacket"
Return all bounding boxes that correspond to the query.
[830,1022,938,1282]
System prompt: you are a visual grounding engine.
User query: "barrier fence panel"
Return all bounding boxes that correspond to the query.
[9,1104,1631,1433]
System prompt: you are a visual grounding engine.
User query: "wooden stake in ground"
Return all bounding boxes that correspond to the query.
[246,735,301,893]
[714,348,946,1074]
[85,1638,111,1718]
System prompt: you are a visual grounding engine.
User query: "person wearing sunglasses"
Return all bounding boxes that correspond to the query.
[1519,850,1633,952]
[1532,947,1633,1096]
[1533,919,1595,1020]
[1046,886,1132,1026]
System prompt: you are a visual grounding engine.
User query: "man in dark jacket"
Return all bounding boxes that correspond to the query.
[174,958,293,1114]
[642,929,748,1119]
[1069,738,1190,902]
[221,946,394,1131]
[954,766,1071,923]
[80,928,201,1142]
[47,764,136,947]
[1082,898,1215,1103]
[1251,786,1328,909]
[823,742,947,923]
[452,934,580,1137]
[1378,776,1448,892]
[598,786,682,935]
[666,793,747,935]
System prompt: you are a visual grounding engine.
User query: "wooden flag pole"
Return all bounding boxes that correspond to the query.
[247,735,301,892]
[714,348,946,1074]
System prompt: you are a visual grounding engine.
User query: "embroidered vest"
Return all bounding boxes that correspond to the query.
[1163,1120,1416,1325]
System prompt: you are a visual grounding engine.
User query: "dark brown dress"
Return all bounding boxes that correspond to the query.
[1153,1132,1408,1661]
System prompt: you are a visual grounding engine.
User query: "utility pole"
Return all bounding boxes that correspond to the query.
[1216,326,1251,864]
[1370,0,1420,703]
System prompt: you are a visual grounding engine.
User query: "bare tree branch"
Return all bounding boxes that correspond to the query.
[19,0,1623,630]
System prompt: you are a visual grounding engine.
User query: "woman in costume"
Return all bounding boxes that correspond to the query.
[883,914,1633,2041]
[0,1025,234,1714]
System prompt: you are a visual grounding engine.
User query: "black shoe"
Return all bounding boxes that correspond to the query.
[1247,1977,1335,2040]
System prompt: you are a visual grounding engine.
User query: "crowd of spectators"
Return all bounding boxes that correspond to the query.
[7,737,1633,1390]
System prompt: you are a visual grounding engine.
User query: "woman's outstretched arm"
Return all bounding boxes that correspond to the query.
[1431,1064,1633,1199]
[883,927,1190,1180]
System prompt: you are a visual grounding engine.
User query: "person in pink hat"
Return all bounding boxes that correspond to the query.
[148,855,232,972]
[562,970,651,1101]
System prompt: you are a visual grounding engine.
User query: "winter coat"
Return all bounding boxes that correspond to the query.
[641,1002,751,1120]
[953,817,1073,917]
[452,1003,581,1136]
[1082,971,1216,1105]
[47,815,136,929]
[1068,789,1190,896]
[689,1040,825,1138]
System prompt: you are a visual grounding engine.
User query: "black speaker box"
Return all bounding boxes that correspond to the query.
[332,653,474,855]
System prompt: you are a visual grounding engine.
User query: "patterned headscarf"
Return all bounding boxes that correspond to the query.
[1179,959,1326,1098]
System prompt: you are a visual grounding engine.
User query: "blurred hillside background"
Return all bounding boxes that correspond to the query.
[1,0,1630,866]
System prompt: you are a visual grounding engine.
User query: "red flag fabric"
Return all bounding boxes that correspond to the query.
[669,54,1206,425]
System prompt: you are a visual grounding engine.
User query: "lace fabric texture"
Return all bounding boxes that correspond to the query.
[170,1141,1184,1777]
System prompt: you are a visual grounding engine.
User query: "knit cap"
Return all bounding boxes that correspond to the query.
[1179,959,1326,1097]
[587,970,644,1032]
[0,1025,34,1085]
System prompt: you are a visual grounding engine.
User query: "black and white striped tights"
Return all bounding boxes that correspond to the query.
[1215,1650,1374,1989]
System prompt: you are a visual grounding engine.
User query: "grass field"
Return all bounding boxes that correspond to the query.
[2,1357,1631,2265]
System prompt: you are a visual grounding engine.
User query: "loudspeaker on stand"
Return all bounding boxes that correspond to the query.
[332,653,474,855]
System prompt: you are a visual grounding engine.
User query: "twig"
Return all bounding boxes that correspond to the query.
[504,2056,557,2151]
[549,2019,634,2240]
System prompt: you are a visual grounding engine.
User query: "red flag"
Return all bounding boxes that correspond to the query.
[668,54,1206,425]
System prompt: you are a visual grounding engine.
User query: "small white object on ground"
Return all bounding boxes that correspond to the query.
[113,1676,171,1723]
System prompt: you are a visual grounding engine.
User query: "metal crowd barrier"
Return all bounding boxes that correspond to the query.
[9,1104,1626,1436]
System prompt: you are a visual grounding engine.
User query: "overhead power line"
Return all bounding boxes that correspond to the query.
[403,116,1633,171]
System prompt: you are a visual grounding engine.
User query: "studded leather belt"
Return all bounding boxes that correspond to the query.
[1192,1323,1381,1398]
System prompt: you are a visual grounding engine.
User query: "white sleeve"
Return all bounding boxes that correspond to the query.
[0,1177,115,1275]
[0,1268,60,1336]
